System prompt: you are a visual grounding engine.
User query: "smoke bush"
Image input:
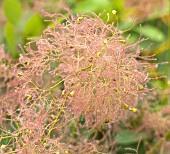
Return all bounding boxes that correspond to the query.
[0,11,158,153]
[52,12,153,125]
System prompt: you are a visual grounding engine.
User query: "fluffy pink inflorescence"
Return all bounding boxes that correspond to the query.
[1,12,153,126]
[44,12,153,125]
[0,12,157,153]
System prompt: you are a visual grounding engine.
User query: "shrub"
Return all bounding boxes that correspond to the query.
[0,11,158,154]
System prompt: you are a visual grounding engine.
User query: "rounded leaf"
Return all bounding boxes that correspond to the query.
[3,0,22,25]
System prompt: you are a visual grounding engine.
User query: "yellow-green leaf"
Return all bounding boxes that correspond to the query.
[3,0,22,25]
[24,13,44,37]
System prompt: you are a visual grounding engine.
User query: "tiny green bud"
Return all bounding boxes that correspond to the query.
[80,65,92,71]
[103,39,108,44]
[124,88,128,94]
[69,91,75,97]
[123,103,129,110]
[25,94,32,100]
[97,51,102,56]
[104,118,109,123]
[129,107,138,113]
[17,72,23,77]
[76,17,84,24]
[70,82,74,86]
[138,84,144,90]
[119,39,126,44]
[62,90,66,96]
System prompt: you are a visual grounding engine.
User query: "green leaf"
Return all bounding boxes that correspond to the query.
[5,22,15,50]
[111,0,124,11]
[24,13,44,37]
[115,130,144,145]
[73,0,111,13]
[67,0,77,4]
[4,22,18,58]
[3,0,22,25]
[85,130,95,140]
[134,25,165,42]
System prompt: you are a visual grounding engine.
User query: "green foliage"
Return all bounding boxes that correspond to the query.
[4,22,17,58]
[24,13,44,37]
[134,25,165,42]
[73,0,111,13]
[115,130,144,145]
[3,0,22,25]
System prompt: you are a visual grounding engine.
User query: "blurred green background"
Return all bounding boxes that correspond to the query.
[0,0,169,153]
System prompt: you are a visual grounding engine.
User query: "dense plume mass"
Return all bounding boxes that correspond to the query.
[0,12,158,153]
